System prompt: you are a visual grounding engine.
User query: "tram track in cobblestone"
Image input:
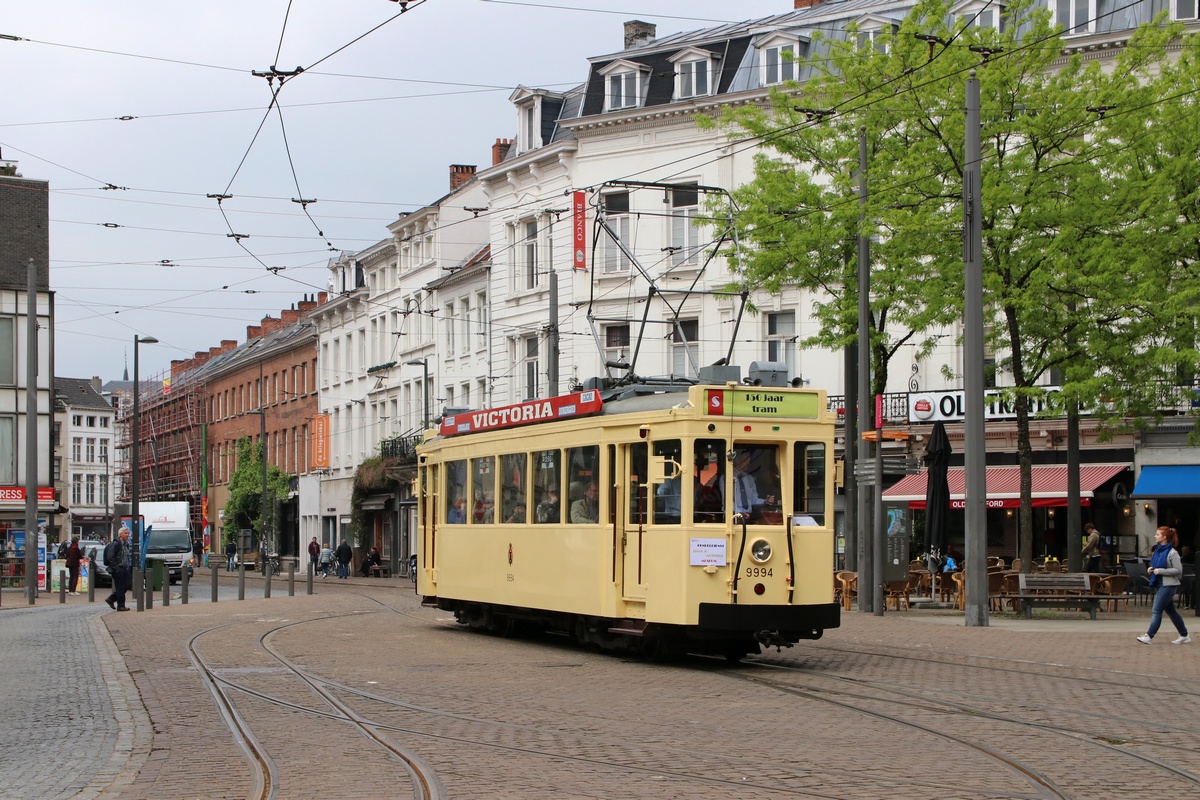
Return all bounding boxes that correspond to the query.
[813,642,1200,701]
[186,616,446,800]
[188,606,860,798]
[722,658,1200,799]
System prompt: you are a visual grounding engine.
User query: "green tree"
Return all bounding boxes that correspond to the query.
[223,436,290,546]
[710,0,1182,567]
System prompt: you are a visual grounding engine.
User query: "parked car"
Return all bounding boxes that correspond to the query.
[84,543,111,587]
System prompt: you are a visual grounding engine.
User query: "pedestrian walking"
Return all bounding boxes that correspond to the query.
[64,536,83,594]
[335,539,353,579]
[1137,526,1190,645]
[103,527,131,611]
[1082,523,1103,573]
[225,537,237,571]
[308,537,321,576]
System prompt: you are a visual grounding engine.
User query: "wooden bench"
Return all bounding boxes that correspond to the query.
[1016,573,1113,619]
[369,564,392,578]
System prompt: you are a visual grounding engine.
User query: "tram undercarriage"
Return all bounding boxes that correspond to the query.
[425,596,838,661]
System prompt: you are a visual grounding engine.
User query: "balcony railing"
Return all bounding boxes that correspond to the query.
[380,434,421,465]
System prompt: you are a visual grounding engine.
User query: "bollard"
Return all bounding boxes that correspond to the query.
[306,561,313,595]
[146,570,153,610]
[288,561,295,597]
[135,568,145,611]
[59,569,67,603]
[238,563,245,600]
[211,565,219,603]
[264,563,272,598]
[181,564,189,605]
[88,558,96,603]
[162,573,169,607]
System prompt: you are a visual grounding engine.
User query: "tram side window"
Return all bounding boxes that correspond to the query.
[651,439,682,525]
[500,453,528,523]
[694,439,725,523]
[533,449,561,524]
[567,445,600,523]
[471,456,495,523]
[445,459,467,524]
[794,442,826,524]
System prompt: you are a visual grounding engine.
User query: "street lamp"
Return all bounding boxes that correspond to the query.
[405,358,430,429]
[131,334,158,612]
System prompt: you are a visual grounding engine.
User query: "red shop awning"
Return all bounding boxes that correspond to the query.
[882,464,1128,509]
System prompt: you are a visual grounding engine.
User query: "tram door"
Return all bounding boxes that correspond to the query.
[619,442,649,603]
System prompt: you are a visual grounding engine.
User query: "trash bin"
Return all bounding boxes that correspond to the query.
[150,561,165,592]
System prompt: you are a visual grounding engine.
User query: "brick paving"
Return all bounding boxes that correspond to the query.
[1,574,1196,799]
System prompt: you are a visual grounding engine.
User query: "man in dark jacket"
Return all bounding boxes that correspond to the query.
[335,539,353,580]
[103,527,131,611]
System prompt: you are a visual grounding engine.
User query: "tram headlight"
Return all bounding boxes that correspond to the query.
[750,538,772,563]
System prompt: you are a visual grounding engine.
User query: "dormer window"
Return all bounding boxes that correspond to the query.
[854,18,900,52]
[758,33,806,86]
[599,59,650,112]
[510,86,562,154]
[669,47,718,101]
[954,1,1005,30]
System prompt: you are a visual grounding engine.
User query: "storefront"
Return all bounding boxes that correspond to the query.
[882,464,1133,562]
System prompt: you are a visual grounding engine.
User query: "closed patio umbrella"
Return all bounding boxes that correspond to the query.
[923,421,952,598]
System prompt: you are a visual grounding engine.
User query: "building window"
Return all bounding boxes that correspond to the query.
[100,474,109,508]
[1177,0,1199,20]
[670,184,700,266]
[672,320,699,379]
[1,416,15,484]
[86,437,96,463]
[53,456,61,483]
[856,23,898,52]
[86,415,96,427]
[608,71,640,110]
[1053,0,1095,34]
[518,219,539,290]
[72,415,82,426]
[604,325,630,368]
[86,474,96,504]
[100,439,108,464]
[602,192,632,274]
[445,303,456,354]
[522,335,540,400]
[100,417,109,428]
[72,474,83,505]
[767,312,797,376]
[763,44,796,85]
[72,437,82,462]
[677,59,709,98]
[0,316,13,386]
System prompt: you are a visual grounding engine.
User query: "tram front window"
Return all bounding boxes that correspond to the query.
[729,443,787,525]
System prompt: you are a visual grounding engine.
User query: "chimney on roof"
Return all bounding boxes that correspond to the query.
[492,138,513,166]
[624,20,656,49]
[221,339,238,353]
[261,315,284,335]
[91,376,102,393]
[794,0,827,8]
[450,164,477,191]
[281,308,301,325]
[247,324,262,341]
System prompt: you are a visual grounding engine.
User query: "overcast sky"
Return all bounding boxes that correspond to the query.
[1,0,792,385]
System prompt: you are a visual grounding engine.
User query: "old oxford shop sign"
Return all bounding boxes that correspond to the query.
[908,386,1071,423]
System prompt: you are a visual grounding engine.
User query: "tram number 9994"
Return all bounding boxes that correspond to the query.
[745,567,773,578]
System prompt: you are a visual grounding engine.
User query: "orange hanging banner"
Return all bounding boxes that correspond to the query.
[311,413,330,469]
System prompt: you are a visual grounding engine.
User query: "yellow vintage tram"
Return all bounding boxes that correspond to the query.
[415,374,840,659]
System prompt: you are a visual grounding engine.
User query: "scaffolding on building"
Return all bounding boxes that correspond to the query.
[115,365,205,538]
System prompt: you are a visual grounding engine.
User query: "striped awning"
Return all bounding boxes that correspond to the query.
[883,464,1128,509]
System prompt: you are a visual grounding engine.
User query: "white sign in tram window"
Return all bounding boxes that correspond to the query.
[690,538,727,566]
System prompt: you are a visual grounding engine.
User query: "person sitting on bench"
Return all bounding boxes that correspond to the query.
[359,546,382,577]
